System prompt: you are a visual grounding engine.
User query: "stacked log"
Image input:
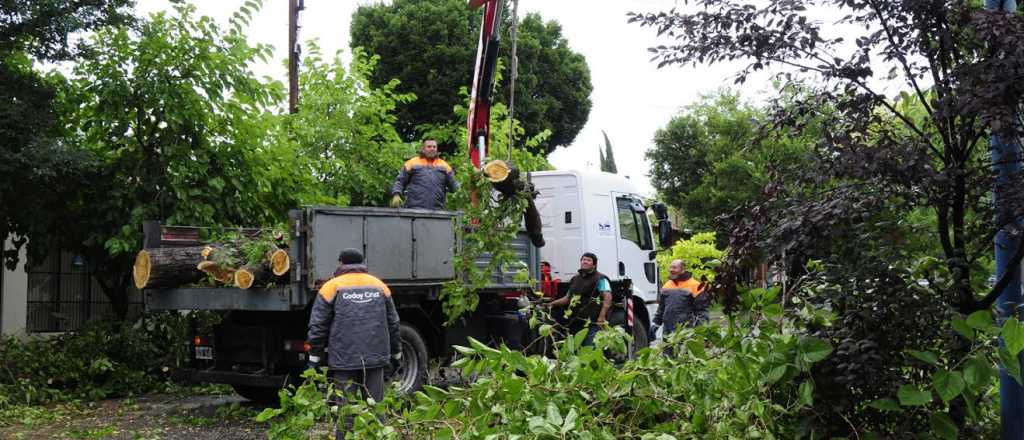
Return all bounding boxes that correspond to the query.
[133,247,207,289]
[134,235,290,290]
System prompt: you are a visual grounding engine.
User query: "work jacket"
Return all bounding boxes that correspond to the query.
[391,155,458,209]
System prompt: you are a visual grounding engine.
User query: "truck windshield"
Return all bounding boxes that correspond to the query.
[616,197,653,250]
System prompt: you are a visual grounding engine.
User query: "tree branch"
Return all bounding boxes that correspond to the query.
[969,234,1024,312]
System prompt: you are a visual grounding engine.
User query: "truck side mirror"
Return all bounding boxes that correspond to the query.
[651,203,669,221]
[658,220,674,249]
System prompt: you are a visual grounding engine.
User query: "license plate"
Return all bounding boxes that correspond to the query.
[195,346,214,360]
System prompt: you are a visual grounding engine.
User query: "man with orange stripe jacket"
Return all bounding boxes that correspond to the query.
[652,259,705,337]
[390,139,458,209]
[307,248,401,439]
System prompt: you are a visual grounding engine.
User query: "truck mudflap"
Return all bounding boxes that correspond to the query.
[172,368,295,389]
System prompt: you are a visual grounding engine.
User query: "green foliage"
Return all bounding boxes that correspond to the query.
[350,0,592,154]
[656,232,724,282]
[0,313,192,409]
[599,130,617,174]
[262,286,834,438]
[645,89,811,234]
[281,43,416,207]
[255,368,333,439]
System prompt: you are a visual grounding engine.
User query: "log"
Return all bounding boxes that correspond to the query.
[483,159,545,247]
[133,247,207,289]
[267,248,290,276]
[197,260,235,284]
[234,263,272,289]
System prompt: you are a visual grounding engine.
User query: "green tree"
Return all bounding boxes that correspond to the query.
[646,90,808,233]
[1,0,133,269]
[599,130,617,174]
[282,43,416,207]
[350,0,592,155]
[58,2,315,316]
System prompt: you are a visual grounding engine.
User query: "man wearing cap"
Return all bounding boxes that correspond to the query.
[390,139,458,210]
[544,252,612,347]
[307,248,402,439]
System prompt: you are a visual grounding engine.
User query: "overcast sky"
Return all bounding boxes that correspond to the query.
[135,0,783,196]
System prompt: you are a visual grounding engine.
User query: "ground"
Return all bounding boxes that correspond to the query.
[0,393,279,440]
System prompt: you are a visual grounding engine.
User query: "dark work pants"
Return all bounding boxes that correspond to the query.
[330,367,385,440]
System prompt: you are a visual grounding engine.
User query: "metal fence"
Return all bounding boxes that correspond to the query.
[26,249,141,333]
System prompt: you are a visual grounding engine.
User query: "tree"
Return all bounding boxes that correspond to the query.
[632,0,1024,435]
[1,0,133,269]
[599,130,617,174]
[646,90,808,234]
[57,2,319,317]
[350,0,593,155]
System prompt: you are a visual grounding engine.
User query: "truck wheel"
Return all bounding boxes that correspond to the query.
[232,384,281,405]
[394,323,429,395]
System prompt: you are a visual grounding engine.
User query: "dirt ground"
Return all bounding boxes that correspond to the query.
[0,393,280,440]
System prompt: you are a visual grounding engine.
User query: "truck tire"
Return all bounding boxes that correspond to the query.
[232,384,282,405]
[626,321,649,360]
[393,323,429,395]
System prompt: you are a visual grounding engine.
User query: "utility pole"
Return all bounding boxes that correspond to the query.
[987,0,1024,438]
[288,0,304,114]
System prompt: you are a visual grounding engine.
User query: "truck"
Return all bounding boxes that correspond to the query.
[142,170,672,402]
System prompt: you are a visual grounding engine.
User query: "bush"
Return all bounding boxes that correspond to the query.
[260,286,834,439]
[656,231,723,283]
[0,312,191,408]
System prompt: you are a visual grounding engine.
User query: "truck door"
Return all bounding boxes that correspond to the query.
[612,194,658,301]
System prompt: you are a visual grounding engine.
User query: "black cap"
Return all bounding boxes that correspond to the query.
[339,248,364,264]
[581,252,598,264]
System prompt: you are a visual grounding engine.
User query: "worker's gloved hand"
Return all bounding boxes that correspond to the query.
[389,352,402,374]
[648,324,661,341]
[389,194,403,208]
[306,355,321,372]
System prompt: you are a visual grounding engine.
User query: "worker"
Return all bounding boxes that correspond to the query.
[390,139,458,210]
[651,259,705,338]
[307,248,402,439]
[544,252,612,347]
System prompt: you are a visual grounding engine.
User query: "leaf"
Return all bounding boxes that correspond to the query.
[999,347,1023,385]
[765,365,787,383]
[930,413,958,440]
[1003,317,1024,357]
[897,384,932,406]
[561,408,578,434]
[798,337,833,364]
[867,398,901,412]
[931,370,965,402]
[963,356,995,392]
[546,402,562,426]
[952,318,975,341]
[966,310,994,331]
[908,350,938,366]
[686,339,707,359]
[798,381,814,407]
[763,303,783,317]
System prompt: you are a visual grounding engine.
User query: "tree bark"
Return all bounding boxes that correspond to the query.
[133,246,206,289]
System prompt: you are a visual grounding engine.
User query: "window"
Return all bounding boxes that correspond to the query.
[26,247,142,332]
[616,197,653,250]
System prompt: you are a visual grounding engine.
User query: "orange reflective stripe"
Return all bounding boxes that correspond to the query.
[404,156,452,173]
[319,272,392,300]
[663,279,704,297]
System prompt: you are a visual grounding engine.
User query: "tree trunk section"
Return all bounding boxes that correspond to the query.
[133,247,206,289]
[267,248,290,276]
[197,260,235,285]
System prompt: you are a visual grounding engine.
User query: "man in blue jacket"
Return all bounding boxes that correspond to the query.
[307,248,402,439]
[390,139,458,209]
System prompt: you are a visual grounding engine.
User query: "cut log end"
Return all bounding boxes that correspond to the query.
[198,260,235,284]
[268,249,290,276]
[201,246,215,259]
[235,268,256,289]
[133,250,151,289]
[483,160,512,183]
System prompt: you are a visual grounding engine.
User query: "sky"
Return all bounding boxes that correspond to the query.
[134,0,784,197]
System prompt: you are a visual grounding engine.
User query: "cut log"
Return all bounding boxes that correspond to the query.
[267,248,290,276]
[197,260,235,284]
[234,264,272,289]
[483,159,545,248]
[133,247,207,289]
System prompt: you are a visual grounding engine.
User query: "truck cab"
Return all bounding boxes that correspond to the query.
[531,170,660,330]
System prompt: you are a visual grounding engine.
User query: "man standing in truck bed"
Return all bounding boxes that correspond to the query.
[390,139,459,209]
[307,248,402,439]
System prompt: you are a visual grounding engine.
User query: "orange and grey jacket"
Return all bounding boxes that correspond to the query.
[391,155,458,209]
[307,264,401,370]
[653,277,704,328]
